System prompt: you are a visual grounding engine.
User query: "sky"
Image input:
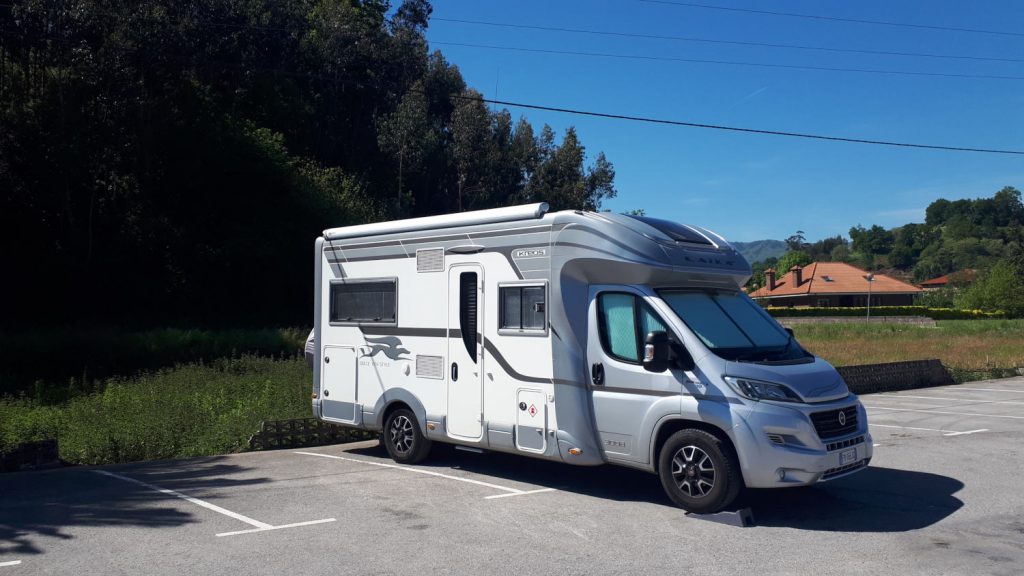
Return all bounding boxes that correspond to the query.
[423,0,1024,242]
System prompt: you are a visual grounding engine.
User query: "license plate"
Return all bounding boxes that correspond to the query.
[840,448,857,465]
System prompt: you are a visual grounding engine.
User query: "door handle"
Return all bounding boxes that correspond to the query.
[451,362,459,381]
[591,362,604,386]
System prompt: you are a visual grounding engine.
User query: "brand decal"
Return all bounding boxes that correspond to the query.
[604,439,627,448]
[837,411,847,426]
[513,248,547,259]
[361,336,411,361]
[682,254,735,267]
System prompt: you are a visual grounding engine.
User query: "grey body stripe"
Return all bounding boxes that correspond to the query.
[326,225,553,252]
[359,327,448,338]
[590,385,679,397]
[483,339,552,384]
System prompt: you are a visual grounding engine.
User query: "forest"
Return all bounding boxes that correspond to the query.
[0,0,616,328]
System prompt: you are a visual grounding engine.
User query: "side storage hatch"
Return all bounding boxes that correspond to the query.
[515,389,547,452]
[321,346,360,424]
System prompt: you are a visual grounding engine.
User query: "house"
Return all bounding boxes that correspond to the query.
[748,262,922,307]
[918,270,976,291]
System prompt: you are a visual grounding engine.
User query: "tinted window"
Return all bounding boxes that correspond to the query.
[597,293,671,364]
[659,290,788,350]
[330,281,396,323]
[628,215,712,245]
[500,285,546,331]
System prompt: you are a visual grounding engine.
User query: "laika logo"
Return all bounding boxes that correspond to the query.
[361,336,411,361]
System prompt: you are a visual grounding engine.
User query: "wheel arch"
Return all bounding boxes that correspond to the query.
[649,417,740,475]
[373,389,429,434]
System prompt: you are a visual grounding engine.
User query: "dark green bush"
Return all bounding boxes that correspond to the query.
[764,306,1005,320]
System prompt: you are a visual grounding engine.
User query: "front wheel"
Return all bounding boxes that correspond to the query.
[383,408,432,464]
[658,429,742,514]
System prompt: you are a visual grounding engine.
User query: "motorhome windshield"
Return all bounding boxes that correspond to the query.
[658,289,809,363]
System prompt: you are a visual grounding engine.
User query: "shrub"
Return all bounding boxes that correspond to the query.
[764,306,1005,320]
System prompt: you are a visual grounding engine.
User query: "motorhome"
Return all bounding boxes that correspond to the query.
[310,203,871,513]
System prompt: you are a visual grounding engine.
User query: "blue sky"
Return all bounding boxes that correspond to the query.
[424,0,1024,242]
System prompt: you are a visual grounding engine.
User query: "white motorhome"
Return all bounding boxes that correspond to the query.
[310,203,871,513]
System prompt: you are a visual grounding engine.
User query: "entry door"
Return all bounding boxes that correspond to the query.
[321,345,359,424]
[586,287,681,462]
[447,265,484,439]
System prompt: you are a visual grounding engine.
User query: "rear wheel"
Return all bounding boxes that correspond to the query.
[383,408,432,464]
[658,429,741,514]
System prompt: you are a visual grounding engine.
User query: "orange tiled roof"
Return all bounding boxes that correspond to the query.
[749,262,922,298]
[919,270,976,288]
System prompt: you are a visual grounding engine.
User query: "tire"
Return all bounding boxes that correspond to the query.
[383,408,432,464]
[657,429,742,514]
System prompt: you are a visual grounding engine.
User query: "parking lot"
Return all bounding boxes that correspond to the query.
[2,377,1023,575]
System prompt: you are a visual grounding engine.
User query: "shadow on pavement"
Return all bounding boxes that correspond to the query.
[0,457,272,557]
[347,444,962,532]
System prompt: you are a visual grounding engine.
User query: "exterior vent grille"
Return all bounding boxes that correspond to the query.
[767,434,785,445]
[415,355,444,379]
[826,435,865,452]
[821,458,870,481]
[417,248,444,272]
[810,406,859,440]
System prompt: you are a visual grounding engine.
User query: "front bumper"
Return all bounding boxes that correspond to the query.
[732,396,873,488]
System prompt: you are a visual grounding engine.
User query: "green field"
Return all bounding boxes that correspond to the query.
[793,319,1024,379]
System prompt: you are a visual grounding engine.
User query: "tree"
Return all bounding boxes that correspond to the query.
[775,251,812,278]
[956,259,1024,316]
[849,224,894,255]
[785,231,806,252]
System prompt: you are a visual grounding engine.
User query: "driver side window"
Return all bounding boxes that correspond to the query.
[597,292,669,364]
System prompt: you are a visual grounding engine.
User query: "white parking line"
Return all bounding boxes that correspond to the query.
[873,394,1024,406]
[296,451,556,499]
[93,470,336,537]
[864,405,1024,420]
[0,561,21,567]
[953,387,1024,394]
[484,488,557,500]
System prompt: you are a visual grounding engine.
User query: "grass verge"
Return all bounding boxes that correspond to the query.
[0,356,311,465]
[793,319,1024,372]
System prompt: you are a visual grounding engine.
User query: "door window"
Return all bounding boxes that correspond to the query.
[597,292,669,364]
[459,272,478,363]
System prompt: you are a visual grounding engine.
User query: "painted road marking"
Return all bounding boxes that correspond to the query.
[484,488,557,500]
[216,518,337,538]
[296,451,556,499]
[93,470,335,537]
[0,561,21,567]
[94,470,271,529]
[952,387,1024,394]
[870,423,987,436]
[874,394,1024,406]
[865,405,1024,420]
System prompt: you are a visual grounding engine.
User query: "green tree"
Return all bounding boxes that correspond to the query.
[775,251,812,278]
[956,259,1024,316]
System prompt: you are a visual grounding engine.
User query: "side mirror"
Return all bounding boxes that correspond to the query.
[672,341,696,371]
[643,332,671,373]
[784,327,794,337]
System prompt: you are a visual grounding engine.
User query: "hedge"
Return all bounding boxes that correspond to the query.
[763,306,1006,320]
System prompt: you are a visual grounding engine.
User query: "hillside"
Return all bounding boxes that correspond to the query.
[733,240,788,264]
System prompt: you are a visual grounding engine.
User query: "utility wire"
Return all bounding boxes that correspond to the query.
[443,93,1024,156]
[433,17,1024,64]
[639,0,1024,38]
[433,41,1024,81]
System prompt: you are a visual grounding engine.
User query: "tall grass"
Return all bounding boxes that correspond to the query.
[793,319,1024,371]
[0,356,312,464]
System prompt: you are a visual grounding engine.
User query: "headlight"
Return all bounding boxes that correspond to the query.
[723,376,803,402]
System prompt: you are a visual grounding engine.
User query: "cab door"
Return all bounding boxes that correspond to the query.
[587,286,682,463]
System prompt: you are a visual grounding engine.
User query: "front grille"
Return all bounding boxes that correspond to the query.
[821,458,869,480]
[826,435,865,452]
[810,406,859,439]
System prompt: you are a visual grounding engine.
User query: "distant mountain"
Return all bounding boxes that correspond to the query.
[732,240,787,264]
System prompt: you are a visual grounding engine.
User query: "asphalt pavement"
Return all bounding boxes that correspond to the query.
[2,377,1024,575]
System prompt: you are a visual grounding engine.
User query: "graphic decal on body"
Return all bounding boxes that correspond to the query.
[361,336,412,361]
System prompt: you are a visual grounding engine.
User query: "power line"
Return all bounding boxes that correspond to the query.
[444,93,1024,156]
[639,0,1024,38]
[432,17,1024,64]
[433,41,1024,81]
